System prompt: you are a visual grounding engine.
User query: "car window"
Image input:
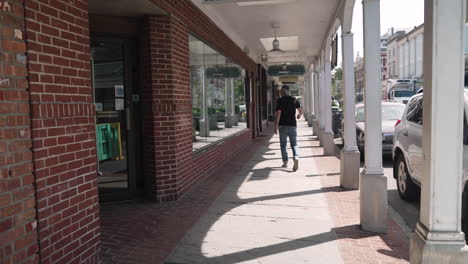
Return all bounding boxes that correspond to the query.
[414,100,423,125]
[406,96,421,122]
[394,90,415,97]
[356,107,364,122]
[464,114,468,145]
[407,97,423,125]
[382,105,405,121]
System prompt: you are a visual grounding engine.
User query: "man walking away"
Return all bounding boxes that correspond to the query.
[274,85,303,171]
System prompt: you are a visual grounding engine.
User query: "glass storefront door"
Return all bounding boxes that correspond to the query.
[91,37,141,201]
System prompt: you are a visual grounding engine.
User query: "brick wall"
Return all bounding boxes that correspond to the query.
[0,1,39,263]
[150,0,257,74]
[142,0,258,202]
[143,15,192,202]
[187,130,251,194]
[24,0,100,263]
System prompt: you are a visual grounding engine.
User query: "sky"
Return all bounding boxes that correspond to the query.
[350,0,424,59]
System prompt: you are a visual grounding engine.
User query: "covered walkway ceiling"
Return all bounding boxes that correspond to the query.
[193,0,341,66]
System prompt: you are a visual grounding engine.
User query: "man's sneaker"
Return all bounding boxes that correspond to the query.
[282,162,288,168]
[293,159,299,171]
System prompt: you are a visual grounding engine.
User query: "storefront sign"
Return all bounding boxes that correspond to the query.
[206,66,241,79]
[115,85,124,97]
[279,76,298,83]
[115,99,124,111]
[95,103,103,112]
[268,64,305,76]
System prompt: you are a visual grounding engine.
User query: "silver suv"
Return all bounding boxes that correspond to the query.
[393,91,468,199]
[393,91,468,242]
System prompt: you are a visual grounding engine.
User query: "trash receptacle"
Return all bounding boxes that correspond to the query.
[332,109,343,137]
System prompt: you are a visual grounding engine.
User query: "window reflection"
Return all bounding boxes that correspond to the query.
[189,35,247,151]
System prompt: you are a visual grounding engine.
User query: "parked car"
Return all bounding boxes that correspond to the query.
[353,102,406,156]
[393,91,468,200]
[393,91,468,244]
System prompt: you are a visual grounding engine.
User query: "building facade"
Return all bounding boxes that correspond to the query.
[0,1,263,263]
[397,24,424,81]
[386,31,406,79]
[354,53,364,102]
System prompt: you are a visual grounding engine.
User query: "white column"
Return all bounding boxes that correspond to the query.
[340,32,360,190]
[322,45,335,156]
[411,0,468,262]
[360,0,387,233]
[225,79,233,128]
[317,57,325,144]
[231,79,238,126]
[304,76,312,127]
[312,64,320,136]
[309,71,315,118]
[307,71,314,126]
[200,66,210,137]
[319,56,326,130]
[304,77,310,120]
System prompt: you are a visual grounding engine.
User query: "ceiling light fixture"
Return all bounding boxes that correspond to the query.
[236,0,296,6]
[269,24,284,53]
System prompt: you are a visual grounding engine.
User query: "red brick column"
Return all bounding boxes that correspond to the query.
[24,0,100,263]
[143,16,192,202]
[0,1,39,263]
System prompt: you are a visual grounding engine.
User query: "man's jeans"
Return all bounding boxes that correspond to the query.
[279,126,299,162]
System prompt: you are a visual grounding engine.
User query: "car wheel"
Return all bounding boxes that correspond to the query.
[358,143,364,161]
[462,183,468,244]
[395,155,419,201]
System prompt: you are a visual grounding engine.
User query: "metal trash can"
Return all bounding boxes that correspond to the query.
[332,109,343,137]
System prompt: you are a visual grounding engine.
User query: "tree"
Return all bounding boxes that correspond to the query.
[332,67,343,103]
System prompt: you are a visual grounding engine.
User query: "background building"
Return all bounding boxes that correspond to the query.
[354,53,364,102]
[397,24,424,81]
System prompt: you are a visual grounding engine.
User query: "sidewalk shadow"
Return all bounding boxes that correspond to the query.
[165,123,409,264]
[166,224,408,264]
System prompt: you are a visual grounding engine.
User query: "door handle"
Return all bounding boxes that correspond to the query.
[402,131,408,136]
[126,108,132,131]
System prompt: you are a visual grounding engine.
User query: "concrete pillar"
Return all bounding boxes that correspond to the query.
[340,32,360,190]
[360,0,387,233]
[322,46,335,156]
[410,0,468,262]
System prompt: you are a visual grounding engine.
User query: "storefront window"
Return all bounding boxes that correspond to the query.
[189,35,247,151]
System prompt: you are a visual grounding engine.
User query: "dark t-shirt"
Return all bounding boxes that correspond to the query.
[276,96,301,127]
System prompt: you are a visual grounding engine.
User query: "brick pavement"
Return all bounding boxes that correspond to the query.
[308,133,410,264]
[100,134,271,264]
[100,121,410,263]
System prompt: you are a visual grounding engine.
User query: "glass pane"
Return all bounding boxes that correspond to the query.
[91,39,128,193]
[190,35,248,151]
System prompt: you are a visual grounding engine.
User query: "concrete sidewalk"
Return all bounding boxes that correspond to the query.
[166,121,409,264]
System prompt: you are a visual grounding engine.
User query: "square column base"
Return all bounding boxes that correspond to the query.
[360,172,387,233]
[307,114,313,127]
[232,114,238,126]
[200,120,210,137]
[312,119,319,136]
[340,149,360,189]
[317,127,324,146]
[411,224,468,264]
[322,131,335,156]
[225,115,233,128]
